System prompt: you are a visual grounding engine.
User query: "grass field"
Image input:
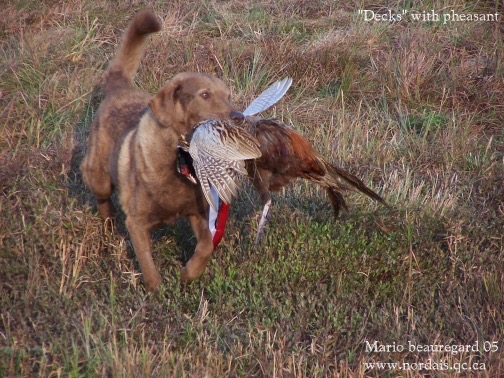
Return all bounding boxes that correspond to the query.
[1,0,503,376]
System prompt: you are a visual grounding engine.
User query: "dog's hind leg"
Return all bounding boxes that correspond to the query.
[180,214,214,283]
[81,120,116,221]
[81,160,115,220]
[96,197,115,222]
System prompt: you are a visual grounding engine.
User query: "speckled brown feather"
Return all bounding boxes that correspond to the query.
[245,118,386,218]
[250,120,325,190]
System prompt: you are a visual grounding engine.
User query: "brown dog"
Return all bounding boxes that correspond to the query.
[80,10,244,291]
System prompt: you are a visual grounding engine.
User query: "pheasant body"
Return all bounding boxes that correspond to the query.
[245,118,386,243]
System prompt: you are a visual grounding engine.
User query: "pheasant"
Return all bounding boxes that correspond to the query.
[244,118,387,244]
[178,78,385,245]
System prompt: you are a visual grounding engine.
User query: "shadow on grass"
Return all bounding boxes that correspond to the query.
[67,84,102,214]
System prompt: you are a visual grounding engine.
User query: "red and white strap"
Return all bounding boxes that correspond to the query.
[208,187,230,248]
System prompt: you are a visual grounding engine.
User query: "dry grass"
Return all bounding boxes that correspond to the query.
[1,0,503,376]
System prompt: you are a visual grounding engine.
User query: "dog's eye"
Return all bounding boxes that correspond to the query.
[200,91,211,99]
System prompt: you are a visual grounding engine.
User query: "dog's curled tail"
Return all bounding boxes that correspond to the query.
[103,10,162,95]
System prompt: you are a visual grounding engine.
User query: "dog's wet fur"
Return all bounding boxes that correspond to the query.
[81,10,244,291]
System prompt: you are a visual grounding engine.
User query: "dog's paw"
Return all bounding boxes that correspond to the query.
[180,266,192,283]
[143,274,162,292]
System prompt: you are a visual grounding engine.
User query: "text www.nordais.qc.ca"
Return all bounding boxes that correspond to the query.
[363,340,498,373]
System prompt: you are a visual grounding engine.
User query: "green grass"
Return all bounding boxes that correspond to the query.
[1,0,503,376]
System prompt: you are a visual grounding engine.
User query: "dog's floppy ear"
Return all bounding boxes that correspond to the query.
[149,78,182,127]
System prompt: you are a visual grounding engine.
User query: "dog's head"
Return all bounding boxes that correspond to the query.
[149,72,243,134]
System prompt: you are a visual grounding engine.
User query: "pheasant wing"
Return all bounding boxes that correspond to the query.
[192,159,219,211]
[210,168,239,205]
[189,120,261,161]
[206,123,261,161]
[187,119,261,209]
[243,77,293,117]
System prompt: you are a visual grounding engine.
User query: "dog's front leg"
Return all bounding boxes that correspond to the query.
[125,216,162,291]
[180,214,214,282]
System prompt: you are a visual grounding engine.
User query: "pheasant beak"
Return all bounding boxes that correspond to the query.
[180,167,198,184]
[230,111,245,124]
[176,145,198,185]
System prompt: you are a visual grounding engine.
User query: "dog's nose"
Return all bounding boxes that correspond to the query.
[230,111,245,123]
